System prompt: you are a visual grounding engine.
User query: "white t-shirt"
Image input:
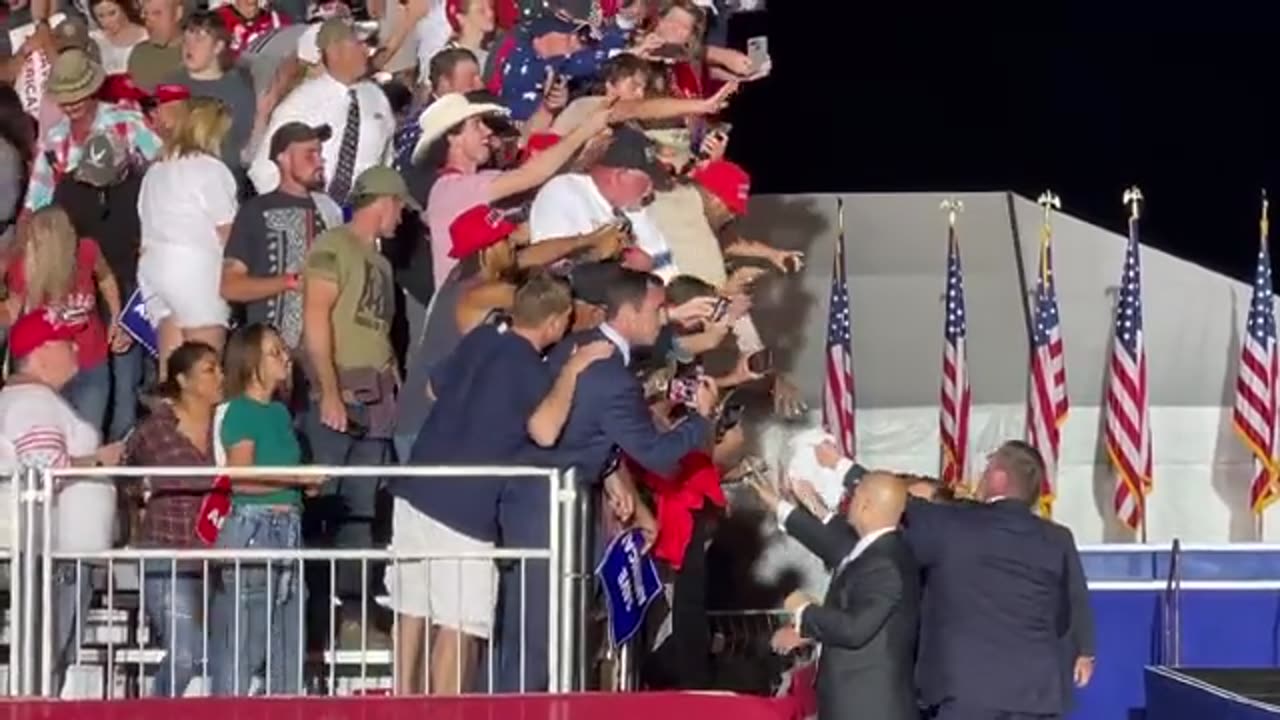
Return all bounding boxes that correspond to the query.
[0,383,111,553]
[528,173,675,279]
[90,29,148,75]
[414,1,452,84]
[139,154,239,257]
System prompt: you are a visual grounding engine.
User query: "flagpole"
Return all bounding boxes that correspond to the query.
[940,197,965,489]
[1035,191,1062,518]
[1259,189,1271,541]
[1123,186,1149,544]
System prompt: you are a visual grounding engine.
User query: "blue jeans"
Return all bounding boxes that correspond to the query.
[210,506,305,695]
[109,344,151,441]
[303,402,388,600]
[61,361,110,432]
[50,561,94,692]
[142,563,205,697]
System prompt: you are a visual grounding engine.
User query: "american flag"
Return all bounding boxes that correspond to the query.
[1026,231,1069,516]
[822,205,856,457]
[939,226,971,487]
[1105,212,1154,530]
[1233,202,1279,513]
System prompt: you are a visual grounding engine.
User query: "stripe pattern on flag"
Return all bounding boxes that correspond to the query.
[1027,232,1069,515]
[1105,216,1154,530]
[822,223,856,458]
[1233,231,1280,513]
[940,226,971,487]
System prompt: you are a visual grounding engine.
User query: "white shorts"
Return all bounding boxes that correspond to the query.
[137,245,229,328]
[384,497,497,639]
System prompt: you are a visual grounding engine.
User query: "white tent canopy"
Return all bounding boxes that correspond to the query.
[741,191,1263,545]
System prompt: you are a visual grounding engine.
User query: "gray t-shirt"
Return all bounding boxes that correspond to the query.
[169,69,256,172]
[224,189,340,349]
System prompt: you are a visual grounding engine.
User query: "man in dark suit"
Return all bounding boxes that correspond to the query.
[905,440,1094,720]
[764,447,1095,718]
[501,268,717,691]
[762,472,921,720]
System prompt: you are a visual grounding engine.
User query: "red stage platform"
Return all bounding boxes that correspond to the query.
[0,692,801,720]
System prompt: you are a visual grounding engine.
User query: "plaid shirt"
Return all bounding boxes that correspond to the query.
[126,403,214,549]
[25,101,162,212]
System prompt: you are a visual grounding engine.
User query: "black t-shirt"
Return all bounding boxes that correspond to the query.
[224,189,331,348]
[53,170,143,298]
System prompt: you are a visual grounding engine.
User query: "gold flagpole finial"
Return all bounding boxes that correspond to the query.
[1261,190,1269,245]
[1123,186,1144,220]
[940,198,964,228]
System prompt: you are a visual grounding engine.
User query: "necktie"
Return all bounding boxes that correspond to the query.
[329,88,360,202]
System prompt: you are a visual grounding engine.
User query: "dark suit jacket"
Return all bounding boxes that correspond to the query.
[796,529,921,720]
[525,328,712,484]
[903,497,1091,716]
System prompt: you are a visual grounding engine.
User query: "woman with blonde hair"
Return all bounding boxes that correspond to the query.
[137,96,238,375]
[6,205,127,428]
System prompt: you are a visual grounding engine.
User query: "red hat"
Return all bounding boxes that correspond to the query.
[100,74,146,104]
[10,308,82,360]
[445,0,464,31]
[690,160,751,216]
[449,204,517,259]
[520,132,560,164]
[152,83,191,104]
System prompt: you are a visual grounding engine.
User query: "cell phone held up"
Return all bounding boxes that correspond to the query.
[746,349,773,375]
[667,362,705,406]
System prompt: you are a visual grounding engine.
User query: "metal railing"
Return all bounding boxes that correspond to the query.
[0,463,589,699]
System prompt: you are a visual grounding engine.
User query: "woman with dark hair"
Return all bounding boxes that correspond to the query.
[89,0,148,76]
[125,340,224,696]
[210,323,320,696]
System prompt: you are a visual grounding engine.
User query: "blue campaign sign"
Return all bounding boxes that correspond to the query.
[595,528,663,648]
[118,288,158,357]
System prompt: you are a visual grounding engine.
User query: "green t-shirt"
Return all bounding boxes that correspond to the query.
[303,226,395,373]
[220,396,302,507]
[126,41,183,93]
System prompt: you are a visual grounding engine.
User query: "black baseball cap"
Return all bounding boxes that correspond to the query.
[269,122,333,159]
[598,125,671,189]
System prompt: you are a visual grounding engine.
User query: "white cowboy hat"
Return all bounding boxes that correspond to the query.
[411,92,509,162]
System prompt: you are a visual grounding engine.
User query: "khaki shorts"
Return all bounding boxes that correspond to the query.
[383,497,497,639]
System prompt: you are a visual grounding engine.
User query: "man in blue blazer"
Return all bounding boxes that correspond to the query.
[499,267,717,692]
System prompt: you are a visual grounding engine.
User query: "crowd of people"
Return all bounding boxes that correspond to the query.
[0,0,813,700]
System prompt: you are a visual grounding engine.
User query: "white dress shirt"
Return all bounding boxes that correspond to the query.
[598,322,632,367]
[249,72,395,194]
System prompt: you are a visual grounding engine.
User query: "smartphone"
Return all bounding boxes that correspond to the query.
[667,363,704,406]
[713,122,734,139]
[717,402,745,434]
[746,349,773,375]
[345,414,368,439]
[746,36,769,74]
[711,296,731,322]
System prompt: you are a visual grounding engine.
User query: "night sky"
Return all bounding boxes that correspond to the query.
[722,5,1280,281]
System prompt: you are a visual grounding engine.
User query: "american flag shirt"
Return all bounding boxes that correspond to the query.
[25,101,162,212]
[496,25,627,120]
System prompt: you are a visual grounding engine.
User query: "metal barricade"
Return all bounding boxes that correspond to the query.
[11,464,583,699]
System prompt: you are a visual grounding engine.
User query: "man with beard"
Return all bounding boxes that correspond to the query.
[221,122,343,355]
